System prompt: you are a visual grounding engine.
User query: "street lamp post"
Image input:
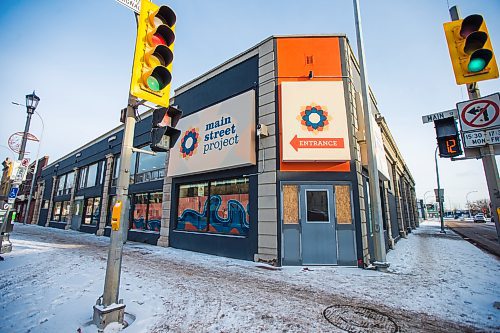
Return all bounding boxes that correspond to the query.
[23,110,44,225]
[423,190,432,219]
[466,190,478,219]
[18,91,40,161]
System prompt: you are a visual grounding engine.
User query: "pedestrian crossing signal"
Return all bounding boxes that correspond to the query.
[435,117,463,158]
[443,14,498,85]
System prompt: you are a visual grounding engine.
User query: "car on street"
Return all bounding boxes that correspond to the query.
[473,213,486,223]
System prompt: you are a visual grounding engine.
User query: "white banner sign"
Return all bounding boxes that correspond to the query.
[167,90,256,177]
[281,81,351,162]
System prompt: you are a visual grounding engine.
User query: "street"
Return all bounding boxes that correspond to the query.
[445,220,500,258]
[0,221,498,333]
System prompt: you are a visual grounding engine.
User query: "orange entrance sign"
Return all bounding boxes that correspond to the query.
[290,135,345,152]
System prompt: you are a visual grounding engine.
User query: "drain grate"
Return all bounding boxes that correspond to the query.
[323,305,399,333]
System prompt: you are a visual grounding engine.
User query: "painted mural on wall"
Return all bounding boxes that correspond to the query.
[177,195,249,236]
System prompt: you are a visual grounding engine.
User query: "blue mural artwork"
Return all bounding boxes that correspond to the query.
[177,195,249,235]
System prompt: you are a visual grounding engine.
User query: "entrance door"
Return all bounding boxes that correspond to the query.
[300,185,337,265]
[70,199,84,231]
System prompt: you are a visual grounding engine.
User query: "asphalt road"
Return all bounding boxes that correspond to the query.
[445,220,500,258]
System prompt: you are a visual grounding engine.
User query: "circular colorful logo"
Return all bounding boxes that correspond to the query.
[180,128,199,158]
[298,104,330,133]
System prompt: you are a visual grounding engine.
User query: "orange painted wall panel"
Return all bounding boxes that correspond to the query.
[276,37,350,172]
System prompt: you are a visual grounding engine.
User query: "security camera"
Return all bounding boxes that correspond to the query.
[257,124,269,137]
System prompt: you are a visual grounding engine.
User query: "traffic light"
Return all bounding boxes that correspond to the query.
[444,14,498,85]
[130,1,176,107]
[150,105,182,152]
[434,117,462,158]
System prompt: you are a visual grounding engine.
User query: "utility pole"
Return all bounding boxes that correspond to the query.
[353,0,389,269]
[450,6,500,242]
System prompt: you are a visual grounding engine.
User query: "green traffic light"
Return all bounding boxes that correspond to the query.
[147,76,161,91]
[468,58,486,72]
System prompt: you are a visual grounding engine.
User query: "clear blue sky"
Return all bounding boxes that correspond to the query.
[1,0,499,209]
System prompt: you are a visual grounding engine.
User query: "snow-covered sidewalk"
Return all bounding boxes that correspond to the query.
[0,221,498,332]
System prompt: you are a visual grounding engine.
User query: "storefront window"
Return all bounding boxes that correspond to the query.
[83,197,101,225]
[177,183,209,232]
[52,201,70,222]
[147,192,162,231]
[131,192,162,232]
[52,201,62,221]
[176,178,250,236]
[61,201,70,222]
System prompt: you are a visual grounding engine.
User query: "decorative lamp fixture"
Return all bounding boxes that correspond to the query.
[25,91,40,114]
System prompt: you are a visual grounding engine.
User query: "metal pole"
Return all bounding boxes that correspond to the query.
[435,146,446,233]
[353,0,388,268]
[102,96,136,306]
[18,110,33,161]
[23,111,44,225]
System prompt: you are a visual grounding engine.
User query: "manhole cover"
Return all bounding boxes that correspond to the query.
[323,305,399,333]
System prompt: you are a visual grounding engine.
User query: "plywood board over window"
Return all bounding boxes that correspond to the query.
[335,185,352,224]
[283,185,299,224]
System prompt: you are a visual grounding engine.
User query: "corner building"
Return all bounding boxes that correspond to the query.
[38,35,418,267]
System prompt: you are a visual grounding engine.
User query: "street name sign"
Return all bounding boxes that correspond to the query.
[457,93,500,133]
[116,0,140,14]
[421,109,457,124]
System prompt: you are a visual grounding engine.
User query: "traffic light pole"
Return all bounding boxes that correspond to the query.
[450,6,500,243]
[93,95,137,328]
[434,146,445,233]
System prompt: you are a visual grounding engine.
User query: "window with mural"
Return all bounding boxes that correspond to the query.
[131,192,162,232]
[52,201,62,221]
[176,178,250,236]
[83,197,101,225]
[106,195,117,226]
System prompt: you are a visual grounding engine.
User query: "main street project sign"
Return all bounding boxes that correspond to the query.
[457,93,500,148]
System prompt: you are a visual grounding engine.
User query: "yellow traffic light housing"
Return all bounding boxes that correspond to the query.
[111,200,122,231]
[130,1,176,107]
[443,14,498,85]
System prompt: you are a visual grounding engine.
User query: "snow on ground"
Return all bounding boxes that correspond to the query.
[0,221,498,332]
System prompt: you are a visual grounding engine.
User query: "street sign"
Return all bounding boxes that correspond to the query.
[434,188,444,202]
[115,0,140,13]
[2,203,9,210]
[462,128,500,147]
[21,158,30,167]
[8,187,19,200]
[457,93,500,132]
[421,109,458,124]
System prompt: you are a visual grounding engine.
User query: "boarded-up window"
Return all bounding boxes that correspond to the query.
[335,185,352,224]
[283,185,299,224]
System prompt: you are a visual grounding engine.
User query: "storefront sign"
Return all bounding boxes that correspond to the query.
[168,90,256,177]
[281,81,351,162]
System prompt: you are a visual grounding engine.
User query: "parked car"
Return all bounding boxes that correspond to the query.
[473,213,486,223]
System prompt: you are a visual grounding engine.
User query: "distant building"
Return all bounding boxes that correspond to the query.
[36,35,418,267]
[14,156,49,224]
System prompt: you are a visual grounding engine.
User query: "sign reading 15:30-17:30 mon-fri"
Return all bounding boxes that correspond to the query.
[167,90,256,177]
